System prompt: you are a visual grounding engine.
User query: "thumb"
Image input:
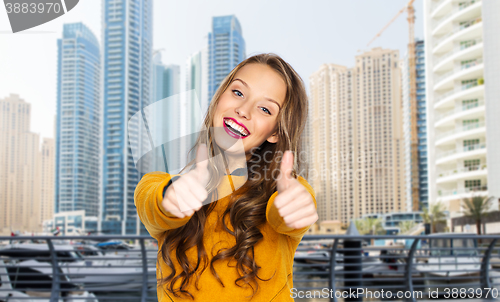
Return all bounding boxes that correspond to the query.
[277,150,294,194]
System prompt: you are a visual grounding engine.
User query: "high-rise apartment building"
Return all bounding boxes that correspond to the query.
[0,94,42,234]
[424,0,500,213]
[403,40,429,212]
[207,15,245,101]
[55,23,100,222]
[101,0,153,235]
[307,48,406,224]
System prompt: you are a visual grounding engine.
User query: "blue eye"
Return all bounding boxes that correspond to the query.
[232,90,243,97]
[261,107,271,115]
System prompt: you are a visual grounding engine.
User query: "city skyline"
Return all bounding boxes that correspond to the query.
[0,0,424,140]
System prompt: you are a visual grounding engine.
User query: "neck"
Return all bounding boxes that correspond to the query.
[224,152,250,174]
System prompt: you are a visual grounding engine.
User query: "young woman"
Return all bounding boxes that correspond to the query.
[135,53,318,301]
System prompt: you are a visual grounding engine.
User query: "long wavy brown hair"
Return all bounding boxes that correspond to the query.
[157,53,308,299]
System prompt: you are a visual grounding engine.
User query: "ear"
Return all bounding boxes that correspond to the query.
[266,131,279,144]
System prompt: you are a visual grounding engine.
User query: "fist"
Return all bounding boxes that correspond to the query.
[161,144,210,218]
[274,151,318,229]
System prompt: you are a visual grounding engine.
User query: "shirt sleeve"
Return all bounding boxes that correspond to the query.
[265,175,317,240]
[134,171,192,241]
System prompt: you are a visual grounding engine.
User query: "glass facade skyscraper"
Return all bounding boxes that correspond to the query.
[207,15,246,101]
[55,23,100,221]
[415,41,428,210]
[403,40,428,211]
[150,52,180,174]
[101,0,152,235]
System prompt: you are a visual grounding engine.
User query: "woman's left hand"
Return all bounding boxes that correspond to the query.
[274,151,318,229]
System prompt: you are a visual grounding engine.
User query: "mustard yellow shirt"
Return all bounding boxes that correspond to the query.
[134,171,317,302]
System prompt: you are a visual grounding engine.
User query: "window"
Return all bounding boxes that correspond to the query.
[464,159,480,171]
[460,39,477,50]
[463,139,480,150]
[465,179,481,189]
[462,119,479,129]
[460,59,479,70]
[461,79,478,90]
[462,99,478,110]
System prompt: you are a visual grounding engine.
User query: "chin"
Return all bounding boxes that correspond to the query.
[212,126,247,155]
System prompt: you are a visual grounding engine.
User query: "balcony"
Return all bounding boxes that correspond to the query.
[433,38,483,72]
[437,165,487,184]
[433,18,482,54]
[431,0,452,18]
[433,58,483,91]
[437,184,488,200]
[434,82,484,108]
[431,0,482,36]
[435,99,485,127]
[436,143,486,165]
[435,121,485,146]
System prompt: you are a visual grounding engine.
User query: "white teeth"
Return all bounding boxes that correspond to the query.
[224,119,249,136]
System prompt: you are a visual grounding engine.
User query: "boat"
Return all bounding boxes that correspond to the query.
[294,250,332,265]
[0,257,98,302]
[415,233,489,292]
[0,243,156,292]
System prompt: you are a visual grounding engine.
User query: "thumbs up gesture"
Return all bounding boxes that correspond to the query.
[274,151,318,229]
[161,144,210,218]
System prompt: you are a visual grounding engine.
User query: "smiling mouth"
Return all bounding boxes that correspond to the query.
[223,118,250,138]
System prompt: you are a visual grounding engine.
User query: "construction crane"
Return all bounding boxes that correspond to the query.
[367,0,420,212]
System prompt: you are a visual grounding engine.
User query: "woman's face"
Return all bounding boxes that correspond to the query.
[213,63,287,158]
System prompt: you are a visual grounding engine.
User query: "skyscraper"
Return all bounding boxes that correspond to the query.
[403,40,428,212]
[0,94,42,234]
[101,0,153,235]
[152,52,166,105]
[207,15,246,101]
[55,23,100,223]
[150,52,181,173]
[306,48,406,224]
[186,47,208,149]
[187,46,209,116]
[424,0,500,214]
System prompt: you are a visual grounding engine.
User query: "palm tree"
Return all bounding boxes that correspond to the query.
[355,217,385,235]
[422,202,447,233]
[398,221,416,234]
[462,195,495,235]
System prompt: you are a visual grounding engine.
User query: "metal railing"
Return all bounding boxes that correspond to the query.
[294,234,500,302]
[0,234,499,301]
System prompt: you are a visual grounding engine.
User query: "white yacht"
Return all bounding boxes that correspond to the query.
[0,243,156,292]
[0,257,98,302]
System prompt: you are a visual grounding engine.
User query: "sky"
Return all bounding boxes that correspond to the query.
[0,0,424,139]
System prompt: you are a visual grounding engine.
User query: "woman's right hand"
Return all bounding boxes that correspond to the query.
[161,144,210,218]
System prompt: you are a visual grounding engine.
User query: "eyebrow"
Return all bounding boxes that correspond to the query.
[233,78,281,110]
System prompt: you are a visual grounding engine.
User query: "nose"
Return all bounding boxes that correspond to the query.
[235,102,251,120]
